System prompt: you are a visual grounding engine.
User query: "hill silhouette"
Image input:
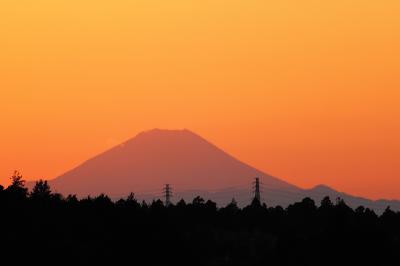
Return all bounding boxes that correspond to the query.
[29,129,400,213]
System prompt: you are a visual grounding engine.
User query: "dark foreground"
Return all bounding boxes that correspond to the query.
[1,175,400,265]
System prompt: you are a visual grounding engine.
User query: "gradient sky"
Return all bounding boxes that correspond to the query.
[1,0,399,199]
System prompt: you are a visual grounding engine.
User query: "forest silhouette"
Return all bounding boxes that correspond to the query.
[1,171,399,265]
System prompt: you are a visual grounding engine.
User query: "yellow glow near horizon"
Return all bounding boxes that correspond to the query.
[1,0,400,199]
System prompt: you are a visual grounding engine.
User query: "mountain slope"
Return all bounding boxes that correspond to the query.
[47,129,299,197]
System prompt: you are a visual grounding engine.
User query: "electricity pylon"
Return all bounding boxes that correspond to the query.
[253,177,261,202]
[163,184,172,207]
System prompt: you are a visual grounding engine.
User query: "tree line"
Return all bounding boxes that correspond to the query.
[1,171,399,265]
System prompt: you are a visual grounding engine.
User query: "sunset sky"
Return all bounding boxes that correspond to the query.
[1,0,399,199]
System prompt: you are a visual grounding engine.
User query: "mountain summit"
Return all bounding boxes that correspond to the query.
[43,129,399,213]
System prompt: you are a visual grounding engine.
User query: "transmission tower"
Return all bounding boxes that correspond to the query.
[163,184,172,207]
[253,177,261,202]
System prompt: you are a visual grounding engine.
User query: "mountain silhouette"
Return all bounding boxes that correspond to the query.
[32,129,400,213]
[46,129,298,196]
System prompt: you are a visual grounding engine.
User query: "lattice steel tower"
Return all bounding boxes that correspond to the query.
[163,184,172,207]
[253,177,261,202]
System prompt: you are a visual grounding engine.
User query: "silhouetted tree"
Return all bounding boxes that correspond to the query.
[30,179,51,200]
[93,193,113,208]
[141,200,148,209]
[226,198,239,211]
[356,205,365,213]
[126,192,136,202]
[287,197,317,216]
[151,199,165,211]
[116,192,140,209]
[321,196,334,209]
[176,199,186,208]
[66,194,79,204]
[192,196,205,206]
[6,171,28,200]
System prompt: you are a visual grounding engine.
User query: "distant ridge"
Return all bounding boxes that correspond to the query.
[29,129,400,213]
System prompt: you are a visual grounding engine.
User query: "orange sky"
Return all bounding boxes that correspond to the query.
[1,0,400,199]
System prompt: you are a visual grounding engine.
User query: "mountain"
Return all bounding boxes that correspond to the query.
[45,129,298,196]
[33,129,399,213]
